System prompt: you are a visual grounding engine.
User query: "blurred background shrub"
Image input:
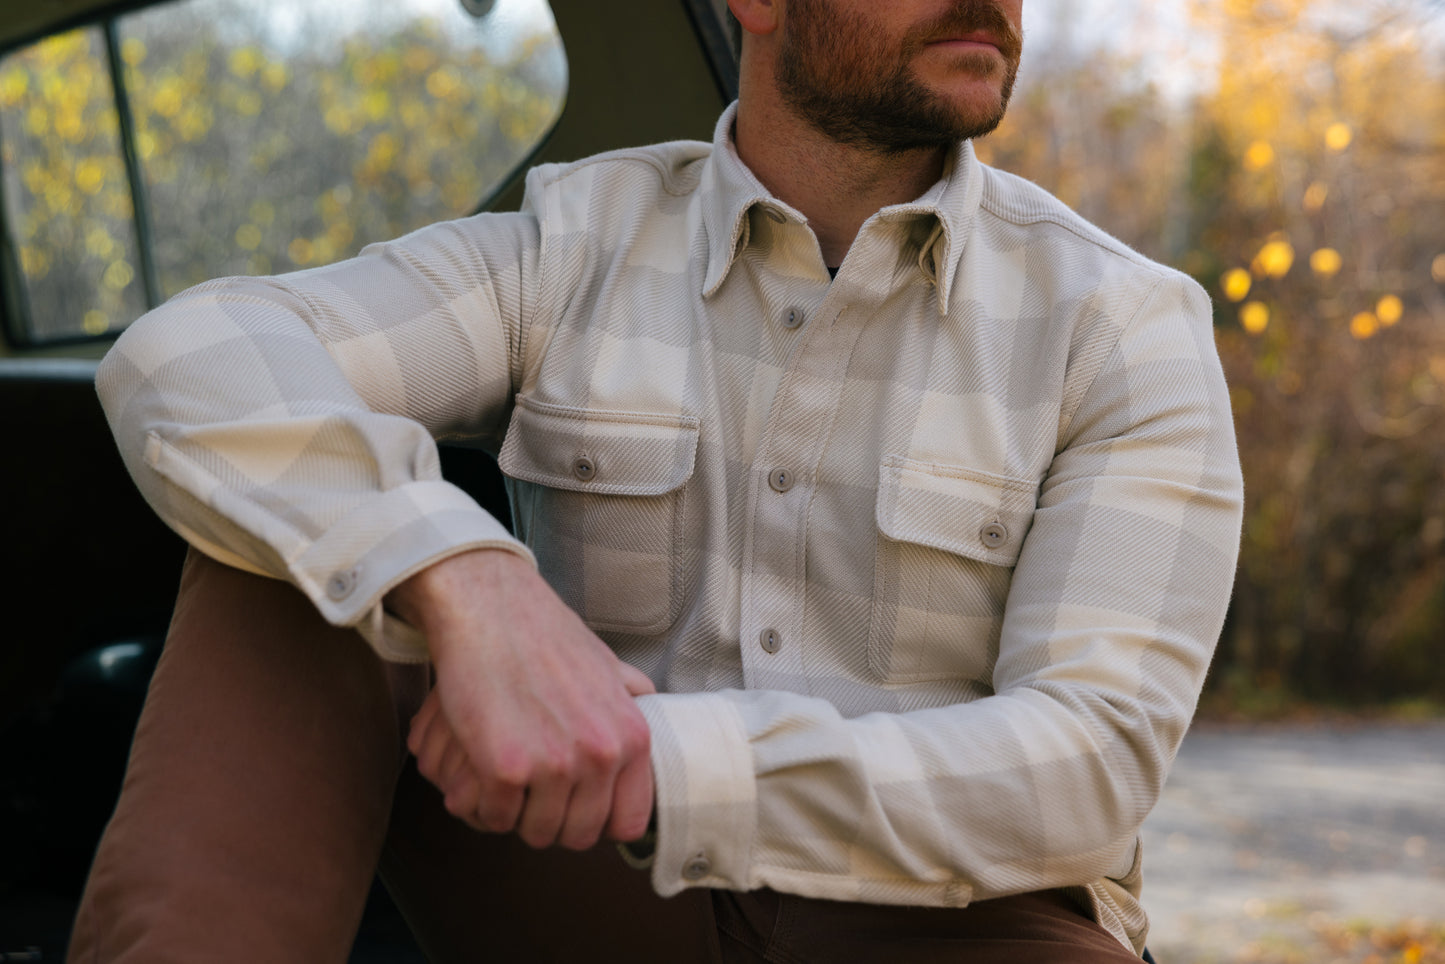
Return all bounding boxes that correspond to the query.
[986,0,1445,709]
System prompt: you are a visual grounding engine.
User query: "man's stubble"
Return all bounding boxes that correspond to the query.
[776,0,1023,155]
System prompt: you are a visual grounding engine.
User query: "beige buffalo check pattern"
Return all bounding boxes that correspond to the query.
[99,105,1243,954]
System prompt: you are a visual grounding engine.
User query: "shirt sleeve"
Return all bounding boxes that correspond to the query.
[636,273,1243,916]
[97,212,543,662]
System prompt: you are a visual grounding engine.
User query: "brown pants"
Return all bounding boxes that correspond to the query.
[69,551,1140,963]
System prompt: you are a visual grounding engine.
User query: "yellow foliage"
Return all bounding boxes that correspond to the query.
[261,62,288,93]
[425,67,461,100]
[55,108,85,143]
[228,46,262,79]
[326,222,354,249]
[1432,254,1445,284]
[1222,267,1253,301]
[175,104,213,142]
[1253,239,1295,278]
[25,105,49,137]
[1240,301,1270,334]
[4,10,565,337]
[366,132,399,171]
[1309,248,1342,277]
[1324,121,1352,151]
[102,259,134,291]
[1349,311,1379,339]
[0,67,28,108]
[20,245,50,279]
[74,158,106,195]
[151,76,184,118]
[1376,294,1403,326]
[234,224,262,250]
[85,226,115,259]
[235,91,262,116]
[363,88,391,122]
[121,37,146,66]
[323,105,357,135]
[1302,181,1328,212]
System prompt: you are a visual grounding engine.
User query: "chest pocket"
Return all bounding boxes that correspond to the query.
[870,455,1038,683]
[498,395,699,636]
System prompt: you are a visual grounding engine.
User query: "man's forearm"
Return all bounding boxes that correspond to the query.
[392,548,658,849]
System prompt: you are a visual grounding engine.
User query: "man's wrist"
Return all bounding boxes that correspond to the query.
[385,547,533,641]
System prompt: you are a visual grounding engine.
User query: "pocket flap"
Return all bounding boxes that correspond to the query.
[876,455,1037,566]
[498,395,700,496]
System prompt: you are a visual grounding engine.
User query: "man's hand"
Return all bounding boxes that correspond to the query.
[388,549,656,850]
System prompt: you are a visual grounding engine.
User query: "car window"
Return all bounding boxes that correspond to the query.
[0,0,565,344]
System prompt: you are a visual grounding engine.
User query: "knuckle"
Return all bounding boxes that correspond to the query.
[489,747,533,788]
[518,826,554,850]
[621,716,651,755]
[576,731,622,771]
[560,827,602,852]
[443,791,471,819]
[415,754,440,782]
[477,807,515,834]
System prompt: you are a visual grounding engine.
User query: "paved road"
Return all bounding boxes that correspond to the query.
[1139,720,1445,962]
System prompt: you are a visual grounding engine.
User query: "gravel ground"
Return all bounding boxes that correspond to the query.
[1140,720,1445,963]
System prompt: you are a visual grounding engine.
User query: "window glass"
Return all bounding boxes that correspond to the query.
[0,28,149,340]
[0,0,565,343]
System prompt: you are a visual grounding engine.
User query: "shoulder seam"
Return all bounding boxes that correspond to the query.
[531,141,713,198]
[976,167,1172,279]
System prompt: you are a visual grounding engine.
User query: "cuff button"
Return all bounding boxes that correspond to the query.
[682,852,711,881]
[326,567,360,600]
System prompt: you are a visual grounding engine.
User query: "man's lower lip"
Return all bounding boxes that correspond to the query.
[928,39,998,52]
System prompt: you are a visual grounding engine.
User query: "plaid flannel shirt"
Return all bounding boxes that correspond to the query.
[98,104,1243,954]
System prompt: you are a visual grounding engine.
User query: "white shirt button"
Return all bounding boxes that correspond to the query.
[759,628,782,654]
[572,456,596,481]
[781,307,805,329]
[980,522,1008,549]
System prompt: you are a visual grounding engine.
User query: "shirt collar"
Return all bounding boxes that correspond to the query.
[699,101,983,315]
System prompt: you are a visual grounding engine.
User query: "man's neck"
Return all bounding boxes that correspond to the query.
[733,87,948,269]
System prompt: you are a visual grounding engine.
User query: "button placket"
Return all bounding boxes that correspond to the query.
[738,289,868,689]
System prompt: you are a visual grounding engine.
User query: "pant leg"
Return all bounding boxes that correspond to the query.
[712,888,1143,964]
[69,550,409,964]
[68,548,717,964]
[379,759,721,964]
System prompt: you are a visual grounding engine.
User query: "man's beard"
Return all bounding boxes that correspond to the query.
[775,0,1022,154]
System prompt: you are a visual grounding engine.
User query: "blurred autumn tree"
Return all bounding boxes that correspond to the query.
[984,0,1445,705]
[0,0,564,340]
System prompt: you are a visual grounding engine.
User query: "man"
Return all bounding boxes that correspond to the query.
[76,0,1242,960]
